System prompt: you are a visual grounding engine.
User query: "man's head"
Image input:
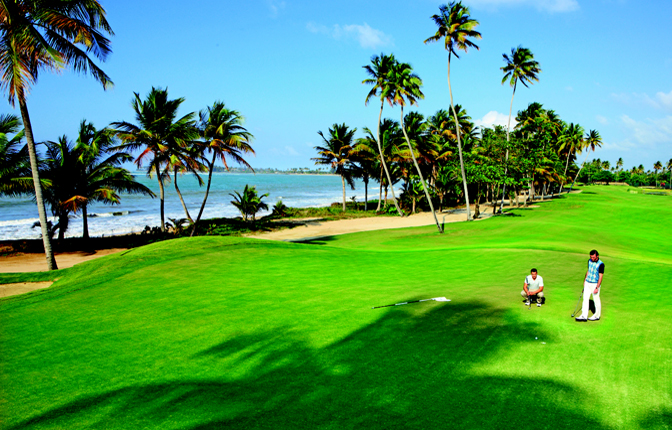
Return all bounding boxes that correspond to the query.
[530,268,538,280]
[590,250,599,262]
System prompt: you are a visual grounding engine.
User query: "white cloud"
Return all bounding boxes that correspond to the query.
[611,90,672,112]
[307,22,393,49]
[268,0,285,18]
[620,115,672,145]
[596,115,608,125]
[466,0,579,13]
[474,111,516,130]
[269,145,300,157]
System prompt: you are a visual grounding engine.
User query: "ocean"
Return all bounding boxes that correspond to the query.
[0,173,395,240]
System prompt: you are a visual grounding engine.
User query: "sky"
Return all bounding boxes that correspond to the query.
[3,0,672,171]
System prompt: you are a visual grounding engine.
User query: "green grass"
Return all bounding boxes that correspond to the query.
[1,186,671,429]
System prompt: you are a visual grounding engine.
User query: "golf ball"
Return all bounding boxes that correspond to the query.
[535,337,538,340]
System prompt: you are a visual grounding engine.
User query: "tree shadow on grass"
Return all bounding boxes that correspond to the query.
[7,303,614,430]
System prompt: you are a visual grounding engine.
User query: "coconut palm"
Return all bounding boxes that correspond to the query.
[558,122,585,191]
[387,61,443,232]
[313,124,357,212]
[113,87,198,232]
[0,0,114,269]
[616,157,624,172]
[653,161,663,187]
[425,1,481,221]
[74,121,155,239]
[363,53,404,216]
[41,136,81,240]
[351,132,379,211]
[569,130,602,192]
[498,46,540,212]
[0,114,32,196]
[230,185,268,221]
[190,102,254,235]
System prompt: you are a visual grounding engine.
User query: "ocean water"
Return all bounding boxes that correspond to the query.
[0,173,394,240]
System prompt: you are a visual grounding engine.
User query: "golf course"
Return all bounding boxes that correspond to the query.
[1,186,671,429]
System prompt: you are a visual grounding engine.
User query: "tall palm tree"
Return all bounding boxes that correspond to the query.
[653,161,662,187]
[74,121,155,239]
[313,124,357,212]
[113,87,198,232]
[667,159,672,189]
[363,53,403,216]
[558,122,585,191]
[425,1,481,221]
[191,102,255,236]
[0,114,32,196]
[388,61,443,232]
[499,46,540,212]
[351,131,379,211]
[616,157,624,172]
[0,0,113,270]
[569,129,602,192]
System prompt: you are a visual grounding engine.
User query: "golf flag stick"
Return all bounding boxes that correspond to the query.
[372,297,450,309]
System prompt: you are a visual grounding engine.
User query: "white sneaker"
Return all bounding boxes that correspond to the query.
[537,303,541,307]
[588,315,600,321]
[575,316,587,322]
[524,301,530,306]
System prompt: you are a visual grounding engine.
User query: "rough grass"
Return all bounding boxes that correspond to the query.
[0,186,670,429]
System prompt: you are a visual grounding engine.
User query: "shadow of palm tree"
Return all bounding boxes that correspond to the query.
[8,303,613,430]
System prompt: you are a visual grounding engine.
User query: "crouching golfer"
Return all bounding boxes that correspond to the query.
[521,268,544,307]
[576,250,604,322]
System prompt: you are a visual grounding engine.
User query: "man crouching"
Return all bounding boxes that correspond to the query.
[521,268,545,307]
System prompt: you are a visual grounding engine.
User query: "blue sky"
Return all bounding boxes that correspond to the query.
[4,0,671,170]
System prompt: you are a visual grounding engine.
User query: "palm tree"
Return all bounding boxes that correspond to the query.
[313,124,357,212]
[653,161,663,187]
[388,61,443,232]
[113,87,198,232]
[191,102,255,235]
[425,1,481,221]
[74,121,155,239]
[667,159,672,189]
[41,136,81,240]
[499,46,540,212]
[230,185,268,221]
[557,122,585,191]
[0,114,32,196]
[363,53,404,216]
[351,132,379,211]
[569,130,602,192]
[0,0,114,270]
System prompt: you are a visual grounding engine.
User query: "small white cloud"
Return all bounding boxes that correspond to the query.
[619,114,672,146]
[596,115,608,125]
[474,111,516,130]
[306,22,393,49]
[466,0,579,13]
[268,0,286,18]
[284,145,300,156]
[612,90,672,112]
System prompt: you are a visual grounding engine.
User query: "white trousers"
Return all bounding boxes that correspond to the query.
[581,281,601,318]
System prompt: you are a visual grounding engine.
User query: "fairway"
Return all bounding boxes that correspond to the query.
[1,186,671,429]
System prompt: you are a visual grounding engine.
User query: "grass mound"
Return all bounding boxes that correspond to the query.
[1,186,670,429]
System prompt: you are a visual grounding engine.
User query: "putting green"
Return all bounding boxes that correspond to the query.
[1,186,670,429]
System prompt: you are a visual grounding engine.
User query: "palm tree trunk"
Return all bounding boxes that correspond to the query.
[563,152,572,193]
[377,168,383,211]
[174,167,193,222]
[447,55,471,221]
[191,155,216,237]
[364,176,368,211]
[17,93,57,270]
[569,151,591,193]
[82,204,89,240]
[341,175,346,212]
[400,107,442,233]
[376,101,403,216]
[499,83,516,213]
[156,164,165,232]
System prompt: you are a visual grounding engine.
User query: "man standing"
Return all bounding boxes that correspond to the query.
[521,268,544,307]
[575,250,604,322]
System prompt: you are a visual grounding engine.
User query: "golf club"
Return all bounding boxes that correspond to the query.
[527,293,532,310]
[571,290,583,317]
[372,297,450,309]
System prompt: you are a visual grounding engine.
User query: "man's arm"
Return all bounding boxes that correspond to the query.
[523,282,530,295]
[594,273,603,294]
